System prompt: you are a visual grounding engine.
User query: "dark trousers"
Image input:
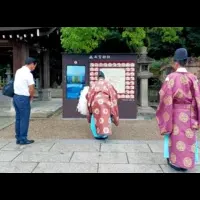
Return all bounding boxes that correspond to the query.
[13,94,31,141]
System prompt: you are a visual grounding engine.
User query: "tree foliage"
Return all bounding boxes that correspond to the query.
[61,27,198,58]
[122,27,146,50]
[182,27,200,56]
[147,28,184,59]
[60,27,109,53]
[148,27,183,43]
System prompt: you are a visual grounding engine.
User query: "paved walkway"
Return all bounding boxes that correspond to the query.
[0,139,199,173]
[0,98,62,118]
[0,118,14,130]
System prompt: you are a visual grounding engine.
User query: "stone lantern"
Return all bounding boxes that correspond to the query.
[0,64,14,114]
[137,46,154,112]
[5,64,12,83]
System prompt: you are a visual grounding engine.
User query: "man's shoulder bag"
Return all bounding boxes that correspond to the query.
[2,79,14,98]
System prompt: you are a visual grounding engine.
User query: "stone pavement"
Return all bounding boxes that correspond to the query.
[0,117,14,130]
[0,98,62,131]
[0,139,199,173]
[0,98,62,118]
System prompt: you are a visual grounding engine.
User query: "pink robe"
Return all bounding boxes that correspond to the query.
[156,70,200,169]
[86,79,119,135]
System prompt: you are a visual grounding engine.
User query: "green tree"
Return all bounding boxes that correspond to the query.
[60,27,184,55]
[148,27,183,43]
[182,27,200,56]
[147,27,184,59]
[122,27,146,51]
[60,27,110,53]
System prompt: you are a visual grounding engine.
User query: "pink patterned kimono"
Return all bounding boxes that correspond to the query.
[86,79,119,135]
[156,68,200,169]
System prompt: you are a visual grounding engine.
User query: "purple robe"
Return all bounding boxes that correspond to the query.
[156,68,200,169]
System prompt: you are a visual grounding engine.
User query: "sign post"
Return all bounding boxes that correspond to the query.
[62,53,138,119]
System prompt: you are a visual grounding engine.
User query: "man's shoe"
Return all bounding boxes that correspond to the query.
[16,140,20,145]
[19,140,35,145]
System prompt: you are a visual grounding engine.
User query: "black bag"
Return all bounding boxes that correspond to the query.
[2,79,14,98]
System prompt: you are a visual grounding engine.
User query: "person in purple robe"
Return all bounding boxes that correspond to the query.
[156,48,200,171]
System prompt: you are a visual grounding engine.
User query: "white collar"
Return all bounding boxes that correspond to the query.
[176,67,187,72]
[22,65,31,72]
[165,67,188,81]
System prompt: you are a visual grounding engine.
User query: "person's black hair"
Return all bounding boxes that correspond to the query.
[174,59,187,67]
[98,71,105,79]
[25,57,37,65]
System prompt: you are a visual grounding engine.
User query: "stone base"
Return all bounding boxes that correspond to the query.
[0,90,13,111]
[35,89,62,98]
[38,89,52,101]
[137,106,156,119]
[138,106,156,114]
[0,98,62,118]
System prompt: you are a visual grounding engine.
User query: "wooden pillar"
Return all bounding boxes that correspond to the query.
[39,53,43,89]
[38,50,51,101]
[21,43,29,66]
[43,50,50,89]
[12,41,21,74]
[12,41,29,75]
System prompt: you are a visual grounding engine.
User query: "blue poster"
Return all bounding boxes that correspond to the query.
[66,65,86,99]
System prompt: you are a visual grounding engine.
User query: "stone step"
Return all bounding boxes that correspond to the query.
[0,99,62,119]
[0,91,13,108]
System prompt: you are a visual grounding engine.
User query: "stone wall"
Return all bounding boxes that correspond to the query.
[160,61,200,82]
[186,64,200,79]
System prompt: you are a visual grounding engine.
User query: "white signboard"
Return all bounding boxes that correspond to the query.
[100,68,126,93]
